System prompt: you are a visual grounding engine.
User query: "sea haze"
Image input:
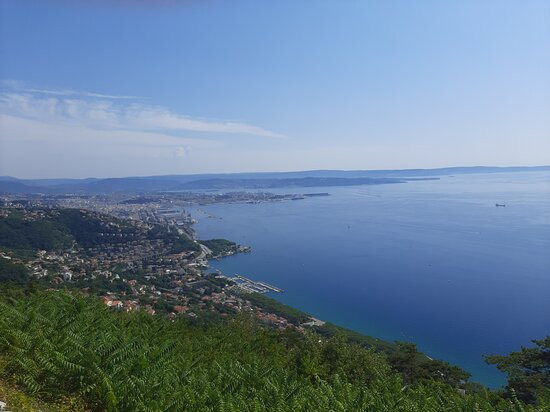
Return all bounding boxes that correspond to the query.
[189,171,550,388]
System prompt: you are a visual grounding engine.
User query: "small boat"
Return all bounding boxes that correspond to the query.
[495,203,506,207]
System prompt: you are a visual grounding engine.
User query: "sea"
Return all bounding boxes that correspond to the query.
[187,171,550,387]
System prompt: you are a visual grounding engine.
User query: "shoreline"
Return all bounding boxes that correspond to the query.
[187,189,521,389]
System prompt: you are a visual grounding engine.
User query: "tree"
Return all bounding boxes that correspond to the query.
[388,342,470,386]
[486,337,550,404]
[388,342,424,384]
[0,259,29,284]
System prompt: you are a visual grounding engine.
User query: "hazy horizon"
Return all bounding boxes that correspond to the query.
[2,164,550,181]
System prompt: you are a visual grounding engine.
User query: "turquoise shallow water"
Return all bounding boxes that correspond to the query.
[188,172,550,387]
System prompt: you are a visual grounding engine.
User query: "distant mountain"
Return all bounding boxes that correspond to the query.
[1,166,548,195]
[0,176,21,182]
[21,178,100,187]
[177,177,410,190]
[0,181,38,194]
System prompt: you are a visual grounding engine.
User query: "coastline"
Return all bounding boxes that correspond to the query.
[184,173,550,389]
[196,229,468,384]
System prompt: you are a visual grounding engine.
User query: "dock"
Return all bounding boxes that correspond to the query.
[229,275,284,294]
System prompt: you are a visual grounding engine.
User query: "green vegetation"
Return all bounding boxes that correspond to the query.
[0,209,130,251]
[387,342,470,387]
[0,286,547,411]
[313,321,398,353]
[168,232,199,254]
[246,295,403,354]
[0,258,30,285]
[52,209,134,248]
[244,293,476,389]
[0,211,72,251]
[0,378,85,412]
[486,337,550,404]
[0,208,199,254]
[242,292,311,324]
[200,239,239,256]
[146,224,199,254]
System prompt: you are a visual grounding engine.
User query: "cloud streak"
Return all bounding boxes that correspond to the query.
[0,84,287,177]
[0,87,286,139]
[19,88,139,100]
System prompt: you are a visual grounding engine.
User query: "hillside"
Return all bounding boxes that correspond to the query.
[0,287,547,412]
[0,208,198,254]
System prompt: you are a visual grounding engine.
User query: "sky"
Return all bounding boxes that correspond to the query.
[0,0,549,179]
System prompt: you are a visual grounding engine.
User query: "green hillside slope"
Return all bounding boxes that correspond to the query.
[0,209,198,254]
[0,288,547,412]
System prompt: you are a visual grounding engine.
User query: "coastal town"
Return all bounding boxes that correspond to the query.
[0,192,322,332]
[0,191,315,221]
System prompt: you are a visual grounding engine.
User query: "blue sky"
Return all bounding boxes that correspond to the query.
[1,0,549,178]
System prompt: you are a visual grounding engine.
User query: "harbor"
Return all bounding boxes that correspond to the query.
[226,274,284,294]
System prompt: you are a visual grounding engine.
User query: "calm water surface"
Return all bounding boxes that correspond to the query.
[189,172,550,387]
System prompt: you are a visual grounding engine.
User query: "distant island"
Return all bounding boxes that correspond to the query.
[175,176,432,190]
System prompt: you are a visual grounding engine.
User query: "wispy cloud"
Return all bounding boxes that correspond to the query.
[0,85,286,139]
[19,87,139,100]
[0,84,287,177]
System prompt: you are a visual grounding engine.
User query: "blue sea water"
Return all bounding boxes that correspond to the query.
[188,172,550,387]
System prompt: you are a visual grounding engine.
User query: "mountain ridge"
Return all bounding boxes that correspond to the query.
[1,165,548,194]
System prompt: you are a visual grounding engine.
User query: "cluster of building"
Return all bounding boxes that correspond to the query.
[1,196,323,333]
[1,190,305,230]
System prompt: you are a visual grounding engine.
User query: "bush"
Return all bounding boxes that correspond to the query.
[0,289,546,411]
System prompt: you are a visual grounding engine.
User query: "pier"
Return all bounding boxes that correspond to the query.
[229,275,284,294]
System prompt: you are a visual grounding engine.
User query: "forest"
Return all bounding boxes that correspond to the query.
[0,285,548,412]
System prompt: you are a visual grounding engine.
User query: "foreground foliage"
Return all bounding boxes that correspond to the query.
[0,288,547,411]
[486,337,550,404]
